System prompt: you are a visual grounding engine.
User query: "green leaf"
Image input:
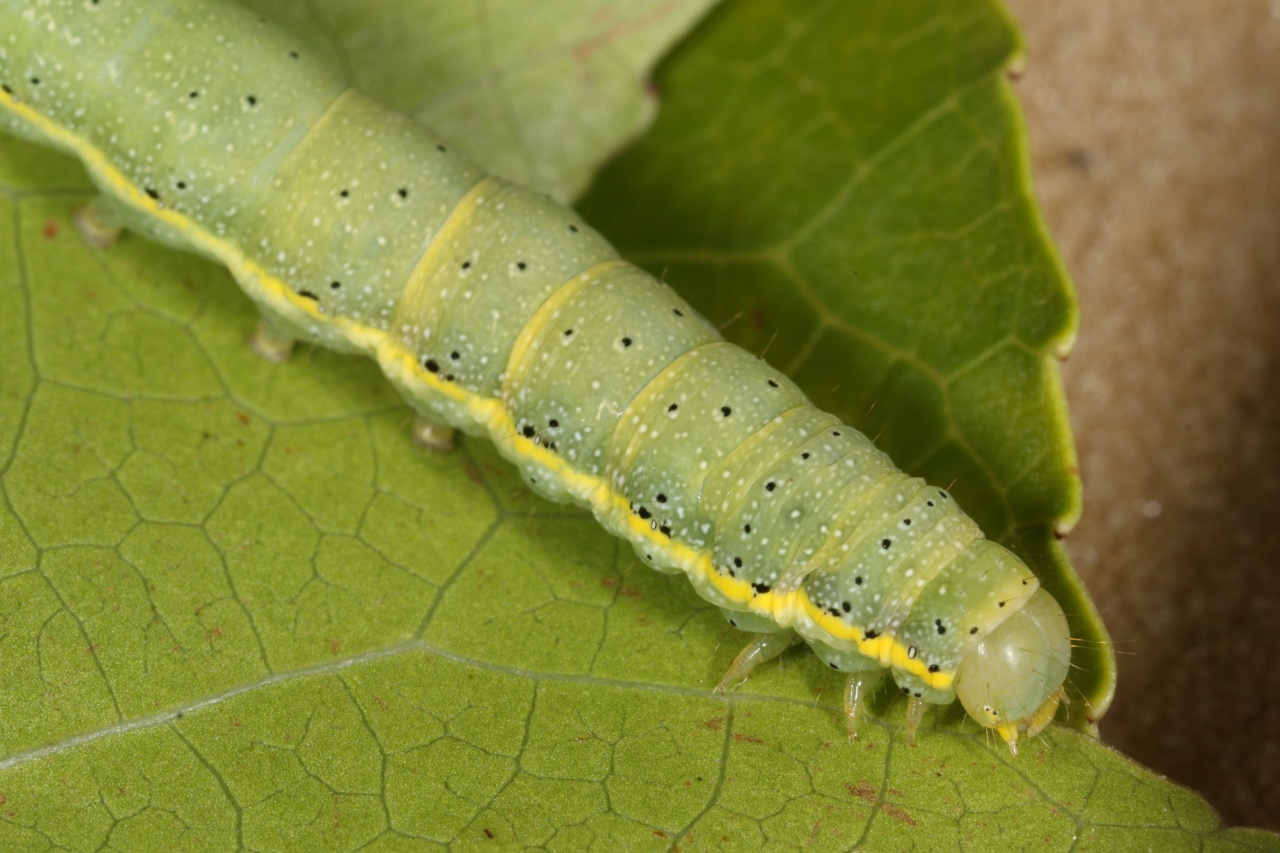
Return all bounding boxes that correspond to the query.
[240,0,721,202]
[1,0,1274,850]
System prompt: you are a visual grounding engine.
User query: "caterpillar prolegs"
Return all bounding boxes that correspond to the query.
[0,0,1073,753]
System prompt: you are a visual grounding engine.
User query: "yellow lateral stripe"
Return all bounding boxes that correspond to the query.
[2,89,954,693]
[797,595,956,689]
[1,91,369,344]
[487,413,603,499]
[652,528,955,688]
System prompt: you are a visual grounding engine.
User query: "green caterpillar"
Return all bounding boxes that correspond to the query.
[0,0,1072,753]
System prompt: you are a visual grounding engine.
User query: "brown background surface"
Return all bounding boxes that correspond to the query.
[1003,0,1280,831]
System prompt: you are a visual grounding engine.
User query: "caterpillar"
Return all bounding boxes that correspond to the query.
[0,0,1073,754]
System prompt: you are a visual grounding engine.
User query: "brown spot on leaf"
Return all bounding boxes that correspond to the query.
[881,802,917,826]
[846,782,877,804]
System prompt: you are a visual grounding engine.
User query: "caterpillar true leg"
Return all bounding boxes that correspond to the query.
[411,416,456,453]
[714,631,802,694]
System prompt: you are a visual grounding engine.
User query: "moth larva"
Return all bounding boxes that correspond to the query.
[0,0,1073,753]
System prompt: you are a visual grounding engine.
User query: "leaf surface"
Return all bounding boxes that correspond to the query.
[1,0,1272,850]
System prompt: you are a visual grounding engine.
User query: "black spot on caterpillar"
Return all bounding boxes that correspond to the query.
[0,0,1074,754]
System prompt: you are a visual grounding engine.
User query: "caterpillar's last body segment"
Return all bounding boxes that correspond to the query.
[0,0,1072,750]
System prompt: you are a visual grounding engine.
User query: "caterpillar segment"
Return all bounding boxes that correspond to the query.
[0,0,1073,753]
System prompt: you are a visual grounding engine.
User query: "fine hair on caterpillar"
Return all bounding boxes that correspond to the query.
[0,0,1076,755]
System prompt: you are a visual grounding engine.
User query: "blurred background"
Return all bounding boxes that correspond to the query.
[1004,0,1280,831]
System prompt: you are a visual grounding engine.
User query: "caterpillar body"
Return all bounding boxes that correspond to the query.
[0,0,1072,752]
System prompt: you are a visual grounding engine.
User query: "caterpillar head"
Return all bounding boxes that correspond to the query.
[954,587,1071,755]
